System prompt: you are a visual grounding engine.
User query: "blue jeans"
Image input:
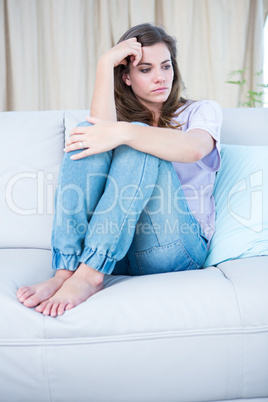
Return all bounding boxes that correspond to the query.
[51,122,208,276]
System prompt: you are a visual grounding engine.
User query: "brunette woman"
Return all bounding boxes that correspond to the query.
[17,23,222,316]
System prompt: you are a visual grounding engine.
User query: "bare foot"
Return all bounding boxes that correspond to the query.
[35,263,104,317]
[17,269,74,308]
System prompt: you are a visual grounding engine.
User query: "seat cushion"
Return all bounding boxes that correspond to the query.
[0,249,267,401]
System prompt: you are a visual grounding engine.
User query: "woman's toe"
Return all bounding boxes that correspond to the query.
[42,302,53,316]
[65,302,75,311]
[17,286,28,298]
[50,303,60,317]
[57,302,67,316]
[35,301,48,313]
[23,294,40,308]
[17,287,32,302]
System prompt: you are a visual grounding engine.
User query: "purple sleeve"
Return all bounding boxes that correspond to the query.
[186,100,222,172]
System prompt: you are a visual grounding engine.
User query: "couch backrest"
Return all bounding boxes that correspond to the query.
[65,108,268,145]
[1,108,267,250]
[0,111,65,249]
[221,108,268,145]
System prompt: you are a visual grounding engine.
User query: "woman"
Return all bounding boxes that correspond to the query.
[17,23,222,317]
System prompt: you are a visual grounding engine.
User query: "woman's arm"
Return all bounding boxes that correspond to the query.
[119,122,215,163]
[90,38,142,121]
[66,118,215,163]
[90,58,117,120]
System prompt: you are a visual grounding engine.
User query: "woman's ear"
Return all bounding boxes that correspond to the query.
[122,73,131,86]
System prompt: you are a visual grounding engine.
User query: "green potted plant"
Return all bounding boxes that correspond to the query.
[226,68,268,107]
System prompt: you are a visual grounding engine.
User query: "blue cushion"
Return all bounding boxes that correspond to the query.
[204,144,268,267]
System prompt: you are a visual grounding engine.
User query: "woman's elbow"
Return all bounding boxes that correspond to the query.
[193,137,215,162]
[193,147,204,162]
[187,130,215,162]
[186,142,205,163]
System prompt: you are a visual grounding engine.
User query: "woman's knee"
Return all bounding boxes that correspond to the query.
[113,144,159,174]
[76,121,93,128]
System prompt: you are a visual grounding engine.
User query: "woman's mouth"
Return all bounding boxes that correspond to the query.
[152,87,168,93]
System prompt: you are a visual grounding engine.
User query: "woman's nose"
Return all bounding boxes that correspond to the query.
[154,69,166,82]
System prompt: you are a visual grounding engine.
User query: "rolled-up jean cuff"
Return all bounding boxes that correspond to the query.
[52,251,81,271]
[79,247,116,275]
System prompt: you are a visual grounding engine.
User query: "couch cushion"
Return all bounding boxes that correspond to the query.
[217,256,268,327]
[221,108,268,145]
[204,145,268,267]
[217,256,268,398]
[0,111,64,249]
[0,249,243,340]
[64,110,90,140]
[1,249,267,401]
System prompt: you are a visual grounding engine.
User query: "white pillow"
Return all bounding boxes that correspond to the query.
[204,145,268,267]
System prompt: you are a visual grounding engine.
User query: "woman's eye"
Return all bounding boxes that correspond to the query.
[163,64,172,70]
[140,68,151,73]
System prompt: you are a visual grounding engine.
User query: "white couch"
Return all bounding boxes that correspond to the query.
[0,108,267,402]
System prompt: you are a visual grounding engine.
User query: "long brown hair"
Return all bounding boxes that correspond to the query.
[114,23,189,128]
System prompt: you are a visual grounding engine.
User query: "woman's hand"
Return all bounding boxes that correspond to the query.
[101,37,142,68]
[64,117,123,160]
[90,38,142,121]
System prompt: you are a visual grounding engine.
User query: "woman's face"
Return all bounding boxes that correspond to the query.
[123,42,174,114]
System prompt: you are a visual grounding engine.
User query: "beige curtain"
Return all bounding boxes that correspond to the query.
[0,0,265,111]
[264,0,268,19]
